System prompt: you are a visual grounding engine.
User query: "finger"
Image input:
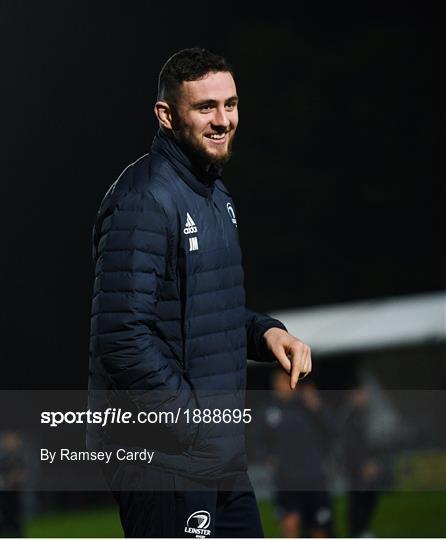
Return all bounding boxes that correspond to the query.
[302,347,311,374]
[290,358,301,389]
[298,347,311,380]
[274,346,292,373]
[306,347,312,373]
[290,344,306,389]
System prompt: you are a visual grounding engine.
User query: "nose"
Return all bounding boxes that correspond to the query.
[213,106,230,129]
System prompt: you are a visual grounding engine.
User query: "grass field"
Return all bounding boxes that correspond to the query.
[25,492,446,538]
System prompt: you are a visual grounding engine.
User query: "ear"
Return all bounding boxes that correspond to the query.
[154,100,174,130]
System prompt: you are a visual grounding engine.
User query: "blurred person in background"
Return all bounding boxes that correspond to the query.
[337,384,385,538]
[256,369,334,537]
[0,431,26,538]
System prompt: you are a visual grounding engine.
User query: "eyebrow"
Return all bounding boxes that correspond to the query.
[191,96,239,108]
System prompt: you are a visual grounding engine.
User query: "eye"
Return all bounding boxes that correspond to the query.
[225,102,237,111]
[199,105,213,112]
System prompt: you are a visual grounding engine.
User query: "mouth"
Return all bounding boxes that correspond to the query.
[204,132,228,145]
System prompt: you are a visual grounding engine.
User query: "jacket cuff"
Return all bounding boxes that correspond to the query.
[255,319,288,363]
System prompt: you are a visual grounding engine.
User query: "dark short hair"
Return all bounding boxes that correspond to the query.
[157,47,234,104]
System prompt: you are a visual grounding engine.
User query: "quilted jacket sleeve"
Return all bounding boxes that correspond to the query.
[245,308,287,362]
[91,189,197,447]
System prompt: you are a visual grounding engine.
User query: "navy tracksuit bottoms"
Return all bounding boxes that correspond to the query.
[108,465,264,538]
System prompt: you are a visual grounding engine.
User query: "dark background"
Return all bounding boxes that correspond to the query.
[1,2,443,389]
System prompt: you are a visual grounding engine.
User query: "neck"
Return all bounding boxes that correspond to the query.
[156,128,223,182]
[151,128,223,197]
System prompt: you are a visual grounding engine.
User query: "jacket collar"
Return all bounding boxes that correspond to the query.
[151,128,223,197]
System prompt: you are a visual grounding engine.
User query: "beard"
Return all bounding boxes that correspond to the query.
[174,129,235,168]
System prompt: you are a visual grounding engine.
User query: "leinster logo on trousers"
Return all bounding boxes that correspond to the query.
[184,212,199,251]
[185,510,211,538]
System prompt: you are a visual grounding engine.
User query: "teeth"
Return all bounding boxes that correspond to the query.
[209,133,225,139]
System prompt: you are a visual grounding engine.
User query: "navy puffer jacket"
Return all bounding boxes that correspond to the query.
[87,129,286,479]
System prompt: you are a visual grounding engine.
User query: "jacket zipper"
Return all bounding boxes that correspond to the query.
[207,191,228,247]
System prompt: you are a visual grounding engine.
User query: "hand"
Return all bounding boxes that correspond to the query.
[263,327,312,389]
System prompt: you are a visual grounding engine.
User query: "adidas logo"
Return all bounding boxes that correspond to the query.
[183,212,198,235]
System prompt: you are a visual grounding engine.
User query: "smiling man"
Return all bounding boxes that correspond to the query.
[157,69,239,166]
[88,48,311,538]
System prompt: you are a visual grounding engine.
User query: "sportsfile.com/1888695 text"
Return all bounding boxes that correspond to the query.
[40,408,252,428]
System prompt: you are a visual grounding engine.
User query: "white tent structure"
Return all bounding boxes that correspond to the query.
[248,291,446,497]
[267,290,446,356]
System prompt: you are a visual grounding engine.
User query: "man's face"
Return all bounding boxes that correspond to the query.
[171,71,239,167]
